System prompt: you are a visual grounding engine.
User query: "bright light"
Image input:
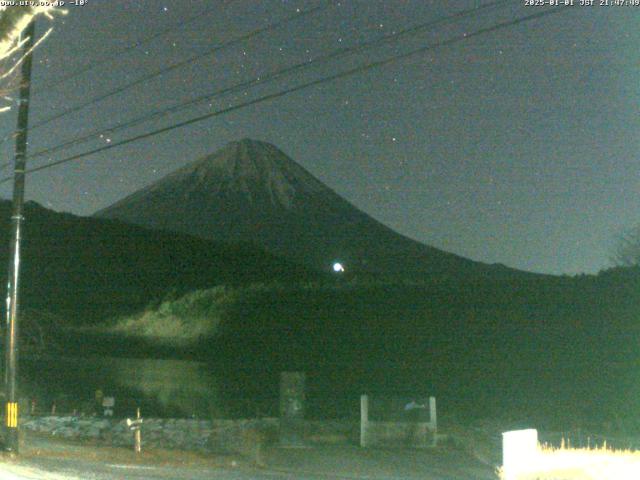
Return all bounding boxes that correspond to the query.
[500,428,640,480]
[333,262,344,273]
[502,429,539,478]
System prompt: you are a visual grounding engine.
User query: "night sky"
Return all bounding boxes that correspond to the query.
[0,0,637,275]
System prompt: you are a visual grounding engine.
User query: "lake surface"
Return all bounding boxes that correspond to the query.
[18,355,380,420]
[20,355,225,419]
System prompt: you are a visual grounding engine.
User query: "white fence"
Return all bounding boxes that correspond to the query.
[359,394,437,448]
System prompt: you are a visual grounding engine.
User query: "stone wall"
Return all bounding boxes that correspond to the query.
[21,416,430,453]
[21,416,279,454]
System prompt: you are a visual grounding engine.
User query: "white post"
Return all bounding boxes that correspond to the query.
[429,396,437,431]
[134,408,142,454]
[360,394,368,448]
[502,429,538,480]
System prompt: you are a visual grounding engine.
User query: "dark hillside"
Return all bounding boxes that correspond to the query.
[204,274,640,426]
[0,201,318,323]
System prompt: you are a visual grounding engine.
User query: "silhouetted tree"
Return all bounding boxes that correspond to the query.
[0,6,60,111]
[612,225,640,267]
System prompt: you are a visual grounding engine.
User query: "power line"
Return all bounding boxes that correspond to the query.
[6,6,568,182]
[25,0,512,164]
[26,1,334,132]
[0,6,569,185]
[0,1,236,156]
[39,2,228,91]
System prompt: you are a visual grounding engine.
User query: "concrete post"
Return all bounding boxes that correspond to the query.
[360,394,368,448]
[429,396,437,447]
[429,396,437,431]
[134,408,142,453]
[279,372,305,447]
[126,408,143,453]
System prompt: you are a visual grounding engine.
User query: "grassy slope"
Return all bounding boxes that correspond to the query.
[107,286,237,346]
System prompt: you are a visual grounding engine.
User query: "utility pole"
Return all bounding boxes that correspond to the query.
[4,19,36,454]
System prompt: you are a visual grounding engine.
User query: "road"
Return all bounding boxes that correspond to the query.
[0,460,497,480]
[0,434,498,480]
[0,458,292,480]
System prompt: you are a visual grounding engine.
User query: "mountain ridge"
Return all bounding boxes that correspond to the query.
[96,138,544,279]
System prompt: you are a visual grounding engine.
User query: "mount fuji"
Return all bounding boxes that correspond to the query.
[96,138,524,278]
